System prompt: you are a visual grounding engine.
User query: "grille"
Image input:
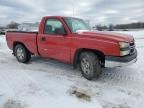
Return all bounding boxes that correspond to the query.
[130,40,135,54]
[130,42,134,46]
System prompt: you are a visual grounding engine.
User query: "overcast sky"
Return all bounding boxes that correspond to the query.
[0,0,144,26]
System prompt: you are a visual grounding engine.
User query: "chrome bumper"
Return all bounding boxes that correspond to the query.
[105,50,137,68]
[105,58,137,67]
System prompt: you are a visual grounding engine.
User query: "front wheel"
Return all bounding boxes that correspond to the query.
[80,52,102,80]
[14,44,31,63]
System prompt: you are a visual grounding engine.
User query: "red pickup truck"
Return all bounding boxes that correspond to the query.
[6,16,137,80]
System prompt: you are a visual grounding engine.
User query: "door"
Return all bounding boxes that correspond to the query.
[38,18,71,63]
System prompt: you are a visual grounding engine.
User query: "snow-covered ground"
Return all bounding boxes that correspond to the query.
[0,31,144,108]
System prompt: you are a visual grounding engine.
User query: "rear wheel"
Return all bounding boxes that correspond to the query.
[80,52,102,80]
[14,44,31,63]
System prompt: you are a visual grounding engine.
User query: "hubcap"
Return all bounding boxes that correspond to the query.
[16,48,24,60]
[81,58,91,75]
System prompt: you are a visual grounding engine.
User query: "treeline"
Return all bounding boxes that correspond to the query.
[94,22,144,31]
[2,21,144,31]
[7,21,19,29]
[114,22,144,29]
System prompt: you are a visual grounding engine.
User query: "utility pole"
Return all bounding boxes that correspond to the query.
[72,2,75,16]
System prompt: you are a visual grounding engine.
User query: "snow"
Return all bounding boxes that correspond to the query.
[0,31,144,108]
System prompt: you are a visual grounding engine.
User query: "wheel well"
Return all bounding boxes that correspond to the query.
[13,42,29,55]
[73,48,105,68]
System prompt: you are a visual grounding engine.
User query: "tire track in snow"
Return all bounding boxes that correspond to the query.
[100,68,144,91]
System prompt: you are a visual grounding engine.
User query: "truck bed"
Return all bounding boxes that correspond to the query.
[6,31,38,55]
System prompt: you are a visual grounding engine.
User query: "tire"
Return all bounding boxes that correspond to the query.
[80,52,102,80]
[14,44,31,63]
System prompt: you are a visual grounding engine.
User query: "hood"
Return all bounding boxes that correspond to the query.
[76,30,134,42]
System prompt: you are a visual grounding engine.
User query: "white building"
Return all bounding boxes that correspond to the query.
[18,22,39,32]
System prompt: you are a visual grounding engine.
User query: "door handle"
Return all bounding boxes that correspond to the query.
[41,37,46,41]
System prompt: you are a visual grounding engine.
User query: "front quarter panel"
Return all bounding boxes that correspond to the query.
[71,34,120,62]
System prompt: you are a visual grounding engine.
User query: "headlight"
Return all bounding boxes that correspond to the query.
[119,42,130,56]
[119,42,129,48]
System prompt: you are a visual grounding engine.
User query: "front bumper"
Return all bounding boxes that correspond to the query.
[105,50,137,68]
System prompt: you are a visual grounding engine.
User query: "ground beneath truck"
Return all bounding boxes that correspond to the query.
[0,31,144,108]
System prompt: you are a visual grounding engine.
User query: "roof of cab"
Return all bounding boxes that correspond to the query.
[43,16,81,19]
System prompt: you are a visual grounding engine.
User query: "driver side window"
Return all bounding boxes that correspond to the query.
[44,19,66,35]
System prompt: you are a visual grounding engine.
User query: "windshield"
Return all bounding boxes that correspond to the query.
[64,17,91,33]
